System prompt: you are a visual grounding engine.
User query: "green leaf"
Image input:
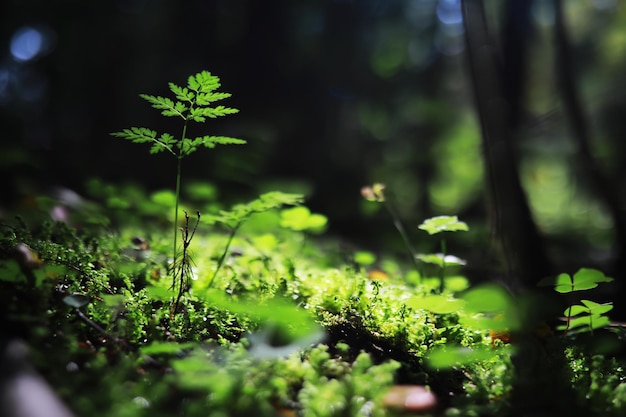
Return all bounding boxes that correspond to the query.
[418,215,469,235]
[252,192,304,212]
[150,190,177,208]
[589,315,611,330]
[198,289,320,342]
[427,346,496,369]
[416,253,466,267]
[185,182,218,202]
[406,294,463,314]
[214,192,304,229]
[140,341,196,355]
[111,127,156,143]
[279,206,328,233]
[200,106,240,119]
[150,133,176,155]
[173,101,188,115]
[250,234,279,252]
[565,305,589,317]
[100,294,127,308]
[354,251,376,266]
[197,136,247,149]
[159,132,176,144]
[462,284,512,313]
[63,294,90,308]
[553,273,574,293]
[580,300,613,316]
[189,70,221,92]
[139,94,185,118]
[196,92,232,106]
[460,284,520,331]
[571,268,613,291]
[144,285,173,301]
[561,315,611,332]
[168,83,194,102]
[444,276,470,292]
[189,107,206,122]
[543,269,613,293]
[112,128,176,156]
[180,140,197,156]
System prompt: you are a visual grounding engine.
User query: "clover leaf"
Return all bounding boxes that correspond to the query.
[418,216,469,235]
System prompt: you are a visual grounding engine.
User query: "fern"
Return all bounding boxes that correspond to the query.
[112,70,245,315]
[204,192,304,288]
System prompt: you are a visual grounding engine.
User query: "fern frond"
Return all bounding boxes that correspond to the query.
[252,192,304,212]
[110,127,176,155]
[188,106,239,122]
[158,132,177,145]
[179,140,198,157]
[195,136,247,149]
[169,83,195,102]
[213,192,304,229]
[207,105,239,117]
[111,127,157,143]
[188,108,207,123]
[148,132,177,155]
[188,70,220,93]
[196,92,232,106]
[139,94,186,118]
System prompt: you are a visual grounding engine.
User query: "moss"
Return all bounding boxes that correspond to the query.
[1,198,625,417]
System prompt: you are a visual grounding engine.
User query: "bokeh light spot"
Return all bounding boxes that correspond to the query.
[436,0,462,26]
[11,27,43,62]
[10,25,56,62]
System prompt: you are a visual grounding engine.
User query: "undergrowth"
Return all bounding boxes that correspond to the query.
[2,190,626,417]
[1,72,626,417]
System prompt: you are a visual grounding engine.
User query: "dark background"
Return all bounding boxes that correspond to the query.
[2,0,626,277]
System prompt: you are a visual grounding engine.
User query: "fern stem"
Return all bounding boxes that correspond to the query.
[172,121,188,288]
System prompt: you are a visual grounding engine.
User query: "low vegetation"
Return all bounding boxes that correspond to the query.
[2,71,626,417]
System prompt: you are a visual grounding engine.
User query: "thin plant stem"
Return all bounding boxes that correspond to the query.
[172,120,189,288]
[440,238,447,293]
[75,308,120,343]
[564,306,572,335]
[171,211,200,318]
[382,201,421,279]
[208,222,242,288]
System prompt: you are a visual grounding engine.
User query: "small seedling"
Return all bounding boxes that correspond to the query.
[112,70,245,310]
[361,183,421,277]
[63,293,120,343]
[205,191,303,288]
[418,215,468,293]
[538,268,614,334]
[171,210,200,317]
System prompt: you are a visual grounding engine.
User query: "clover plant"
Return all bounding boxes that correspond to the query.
[279,206,328,234]
[539,268,614,334]
[418,215,468,292]
[112,70,245,311]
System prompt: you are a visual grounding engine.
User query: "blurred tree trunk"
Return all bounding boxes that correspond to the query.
[461,0,581,415]
[461,0,552,290]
